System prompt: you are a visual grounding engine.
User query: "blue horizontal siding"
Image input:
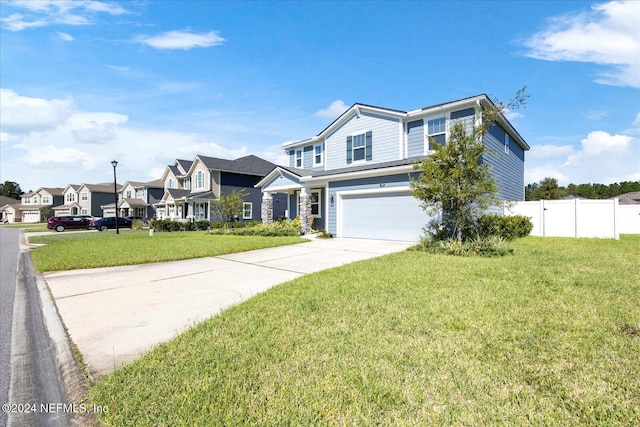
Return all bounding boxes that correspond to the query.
[483,124,524,201]
[407,119,424,158]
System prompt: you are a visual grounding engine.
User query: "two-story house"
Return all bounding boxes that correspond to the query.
[53,183,122,217]
[155,154,286,222]
[109,179,164,219]
[0,187,64,223]
[257,94,529,241]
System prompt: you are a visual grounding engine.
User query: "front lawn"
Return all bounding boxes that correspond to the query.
[90,236,640,426]
[1,222,49,232]
[29,230,305,272]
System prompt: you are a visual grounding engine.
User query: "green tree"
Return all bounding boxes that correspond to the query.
[0,181,22,199]
[532,177,565,200]
[525,182,539,201]
[210,189,248,227]
[410,87,528,242]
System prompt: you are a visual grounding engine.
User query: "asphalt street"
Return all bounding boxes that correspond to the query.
[0,228,83,426]
[0,228,19,427]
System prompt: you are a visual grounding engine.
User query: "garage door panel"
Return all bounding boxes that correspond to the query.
[341,191,430,241]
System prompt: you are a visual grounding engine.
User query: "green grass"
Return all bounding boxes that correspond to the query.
[1,222,49,232]
[89,236,640,426]
[29,230,304,272]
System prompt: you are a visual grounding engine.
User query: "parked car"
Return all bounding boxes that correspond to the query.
[89,217,133,231]
[124,216,149,225]
[47,215,94,232]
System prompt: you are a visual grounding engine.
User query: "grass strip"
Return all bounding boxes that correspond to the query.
[29,230,304,272]
[90,236,640,426]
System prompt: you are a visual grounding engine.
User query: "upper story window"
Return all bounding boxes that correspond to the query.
[313,144,323,166]
[126,190,131,198]
[353,134,366,161]
[346,131,372,164]
[183,178,191,190]
[195,170,205,189]
[427,117,446,151]
[504,134,510,154]
[42,196,50,204]
[66,193,76,202]
[81,192,88,201]
[168,178,174,189]
[295,149,303,168]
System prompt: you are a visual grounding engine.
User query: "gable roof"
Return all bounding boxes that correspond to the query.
[194,154,276,177]
[283,94,529,151]
[175,159,193,175]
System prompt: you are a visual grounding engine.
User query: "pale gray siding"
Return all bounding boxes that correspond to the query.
[407,119,424,158]
[262,172,301,191]
[483,124,525,201]
[325,112,401,170]
[303,145,314,170]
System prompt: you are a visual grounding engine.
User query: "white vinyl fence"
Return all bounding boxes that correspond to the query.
[504,199,640,239]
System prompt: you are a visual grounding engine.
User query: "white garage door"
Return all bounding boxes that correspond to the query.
[340,191,429,241]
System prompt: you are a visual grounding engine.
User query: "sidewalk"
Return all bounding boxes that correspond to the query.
[43,238,412,378]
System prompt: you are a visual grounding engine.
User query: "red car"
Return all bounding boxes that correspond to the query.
[47,215,94,232]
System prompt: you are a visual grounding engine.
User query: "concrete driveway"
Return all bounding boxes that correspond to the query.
[43,237,412,378]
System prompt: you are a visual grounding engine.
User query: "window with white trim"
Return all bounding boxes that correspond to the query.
[42,196,50,204]
[313,144,323,166]
[81,192,88,201]
[427,117,446,151]
[310,191,321,217]
[352,133,366,162]
[295,149,303,168]
[504,134,510,154]
[243,202,252,219]
[126,190,131,198]
[195,170,205,189]
[168,178,174,189]
[81,208,88,215]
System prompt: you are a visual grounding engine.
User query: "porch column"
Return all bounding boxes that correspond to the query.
[261,191,273,224]
[299,188,312,235]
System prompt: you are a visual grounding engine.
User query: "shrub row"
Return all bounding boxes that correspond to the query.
[208,218,301,237]
[475,214,533,240]
[150,219,211,232]
[412,235,512,257]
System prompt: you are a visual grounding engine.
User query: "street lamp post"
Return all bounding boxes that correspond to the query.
[111,160,119,235]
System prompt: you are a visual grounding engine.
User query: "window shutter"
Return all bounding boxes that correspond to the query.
[346,136,352,164]
[365,131,373,161]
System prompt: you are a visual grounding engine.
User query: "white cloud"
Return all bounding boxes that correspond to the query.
[579,130,632,155]
[314,100,349,119]
[523,0,640,88]
[526,125,639,185]
[0,88,74,133]
[0,13,47,31]
[1,0,127,31]
[56,31,74,41]
[528,144,574,159]
[504,109,524,121]
[135,30,226,50]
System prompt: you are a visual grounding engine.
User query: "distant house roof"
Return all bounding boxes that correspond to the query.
[613,191,640,205]
[0,196,19,206]
[197,154,276,176]
[81,183,123,193]
[175,159,193,174]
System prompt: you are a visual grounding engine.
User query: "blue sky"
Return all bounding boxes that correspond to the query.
[1,0,638,192]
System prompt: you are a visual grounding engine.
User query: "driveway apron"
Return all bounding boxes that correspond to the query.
[43,238,412,377]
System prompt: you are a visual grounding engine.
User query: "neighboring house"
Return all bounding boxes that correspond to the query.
[612,191,640,205]
[52,184,82,216]
[53,183,122,217]
[257,94,529,241]
[101,179,164,218]
[0,188,64,223]
[155,155,286,222]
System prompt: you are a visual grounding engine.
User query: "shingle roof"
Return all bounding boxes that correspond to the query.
[175,159,193,173]
[613,191,640,205]
[198,154,276,176]
[275,157,424,179]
